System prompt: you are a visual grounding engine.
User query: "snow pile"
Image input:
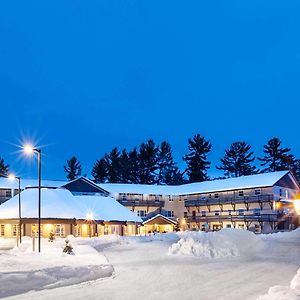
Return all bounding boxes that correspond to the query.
[168,229,259,259]
[0,237,113,298]
[258,268,300,300]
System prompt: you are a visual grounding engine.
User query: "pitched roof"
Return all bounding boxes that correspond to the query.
[0,188,142,222]
[0,178,67,189]
[99,171,291,196]
[143,214,177,225]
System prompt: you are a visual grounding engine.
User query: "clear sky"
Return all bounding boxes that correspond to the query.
[0,1,300,180]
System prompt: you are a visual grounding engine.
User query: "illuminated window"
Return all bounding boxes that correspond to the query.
[54,224,65,237]
[0,225,4,236]
[12,225,17,237]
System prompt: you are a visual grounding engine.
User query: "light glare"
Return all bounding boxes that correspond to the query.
[8,174,16,181]
[23,144,34,154]
[294,200,300,215]
[86,212,94,220]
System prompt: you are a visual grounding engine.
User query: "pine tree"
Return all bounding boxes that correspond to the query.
[157,141,184,185]
[127,148,140,183]
[119,149,130,183]
[106,148,122,183]
[217,141,257,177]
[64,156,82,181]
[0,157,9,177]
[183,134,212,183]
[258,137,295,172]
[92,158,108,183]
[138,139,159,184]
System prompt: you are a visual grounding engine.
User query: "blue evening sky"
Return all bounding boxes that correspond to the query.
[0,1,300,180]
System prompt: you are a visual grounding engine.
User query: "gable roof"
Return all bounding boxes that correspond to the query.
[0,178,67,189]
[143,214,177,225]
[99,171,292,196]
[62,177,109,195]
[0,188,142,223]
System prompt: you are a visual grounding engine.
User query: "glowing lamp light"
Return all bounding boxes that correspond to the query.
[86,212,94,221]
[8,174,16,181]
[23,144,34,154]
[294,200,300,215]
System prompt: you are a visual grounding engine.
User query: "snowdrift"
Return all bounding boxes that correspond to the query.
[168,229,260,259]
[258,268,300,300]
[0,237,113,298]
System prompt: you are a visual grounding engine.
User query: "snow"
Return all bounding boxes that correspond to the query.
[0,188,142,222]
[0,229,299,300]
[0,237,113,298]
[99,171,289,196]
[168,229,260,258]
[0,178,67,189]
[258,268,300,299]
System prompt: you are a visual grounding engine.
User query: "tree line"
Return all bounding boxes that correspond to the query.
[62,135,300,184]
[1,135,299,184]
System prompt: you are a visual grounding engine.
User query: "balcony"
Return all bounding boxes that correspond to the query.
[118,199,165,208]
[186,213,278,223]
[185,194,274,207]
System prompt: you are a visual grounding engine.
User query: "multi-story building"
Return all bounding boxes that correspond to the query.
[182,171,299,232]
[100,171,300,233]
[0,171,298,235]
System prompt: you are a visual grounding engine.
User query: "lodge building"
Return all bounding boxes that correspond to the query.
[0,171,299,238]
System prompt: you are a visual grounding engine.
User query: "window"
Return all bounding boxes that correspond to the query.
[5,190,12,198]
[209,194,212,198]
[137,210,147,217]
[201,211,206,217]
[169,196,173,202]
[226,224,231,228]
[12,225,17,237]
[0,225,4,236]
[192,211,196,219]
[166,211,174,218]
[184,212,188,218]
[285,190,289,199]
[253,208,261,216]
[228,210,232,216]
[238,209,244,216]
[214,193,219,199]
[122,194,127,201]
[238,191,244,197]
[155,195,160,202]
[214,210,220,216]
[238,224,244,229]
[255,189,261,195]
[279,189,282,197]
[55,224,65,237]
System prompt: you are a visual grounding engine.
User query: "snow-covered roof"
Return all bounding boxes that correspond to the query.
[99,171,291,196]
[0,178,67,189]
[0,188,142,223]
[143,214,177,225]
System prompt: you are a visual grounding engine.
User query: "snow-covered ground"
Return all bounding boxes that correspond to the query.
[1,229,300,300]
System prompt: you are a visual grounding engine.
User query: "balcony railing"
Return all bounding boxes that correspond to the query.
[118,199,165,208]
[185,194,274,207]
[186,213,278,223]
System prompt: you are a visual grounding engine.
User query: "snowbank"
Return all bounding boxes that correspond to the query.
[0,237,113,298]
[258,268,300,300]
[168,229,260,259]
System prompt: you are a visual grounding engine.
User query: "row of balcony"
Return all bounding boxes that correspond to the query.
[186,214,278,222]
[185,194,274,207]
[117,199,165,208]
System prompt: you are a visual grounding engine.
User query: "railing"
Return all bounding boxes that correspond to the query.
[118,199,165,208]
[185,194,274,207]
[186,214,278,222]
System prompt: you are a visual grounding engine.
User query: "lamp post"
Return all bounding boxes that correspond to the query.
[8,174,21,244]
[24,145,42,252]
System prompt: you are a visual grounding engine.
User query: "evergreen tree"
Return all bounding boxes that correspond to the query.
[0,157,9,177]
[258,137,295,172]
[127,148,140,183]
[138,139,159,184]
[105,148,121,183]
[157,141,184,185]
[92,157,108,183]
[64,156,82,181]
[183,134,212,183]
[217,141,257,177]
[119,149,130,183]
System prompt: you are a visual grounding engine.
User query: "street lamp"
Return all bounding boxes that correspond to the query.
[8,174,22,244]
[23,144,42,252]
